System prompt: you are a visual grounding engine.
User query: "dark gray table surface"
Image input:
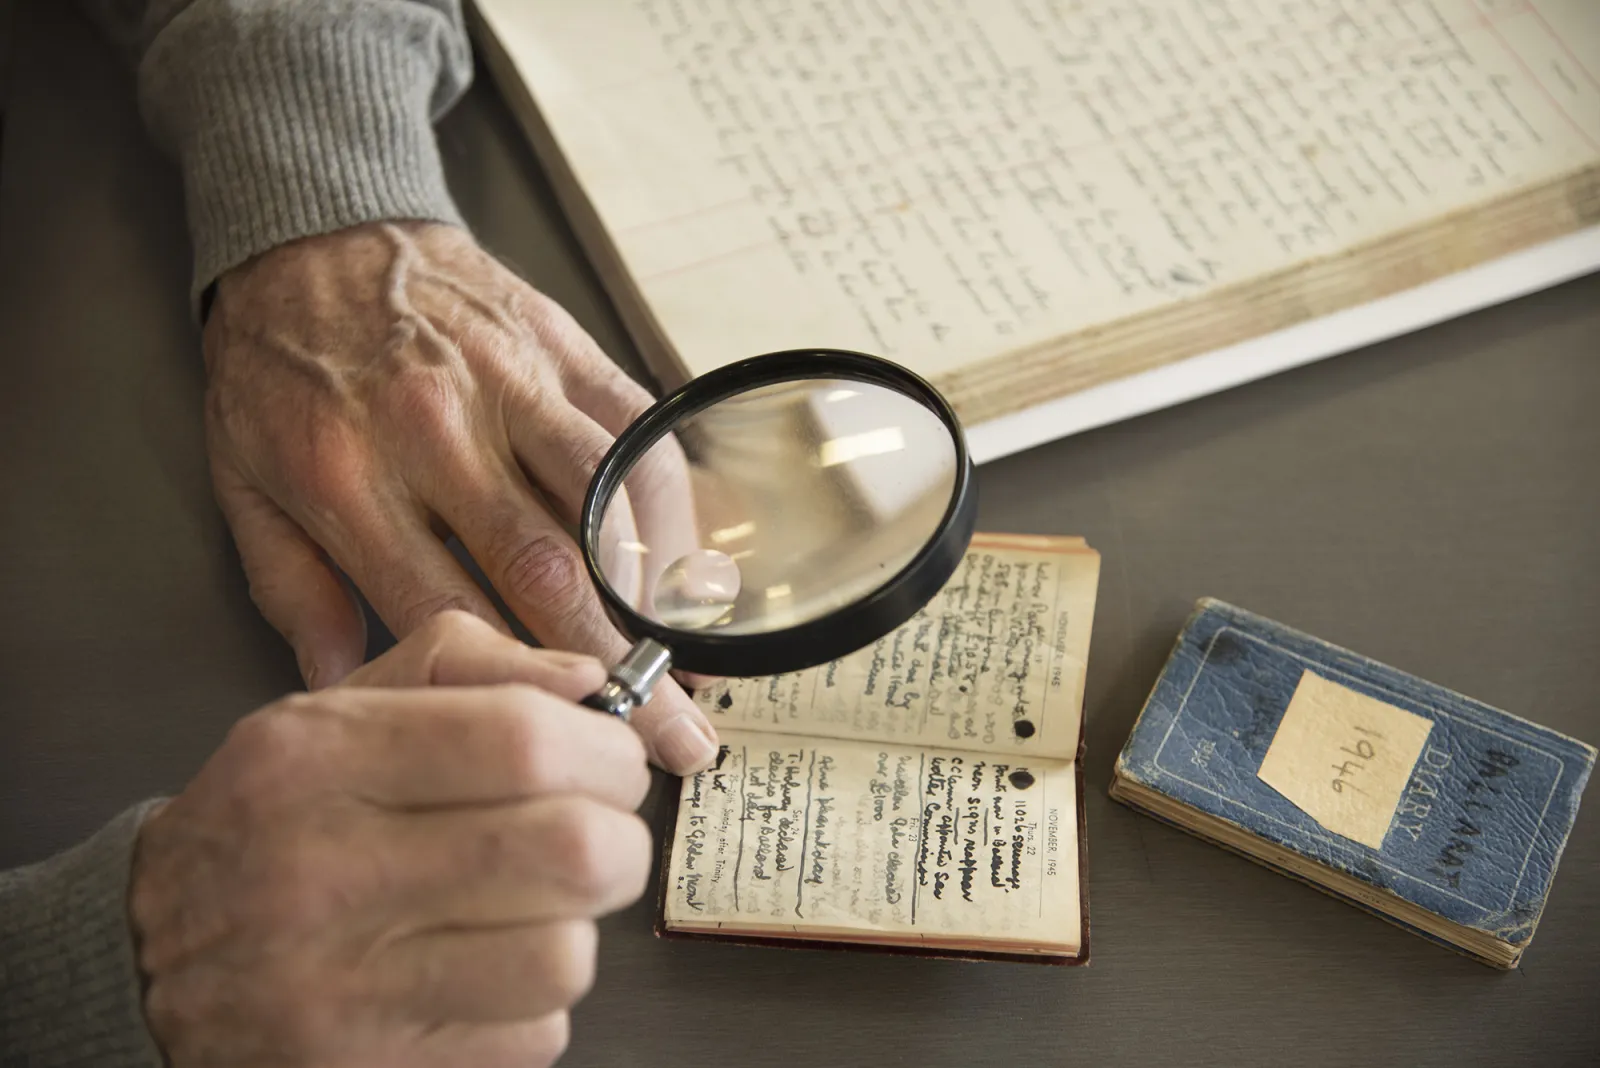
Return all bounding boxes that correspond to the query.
[3,4,1597,1066]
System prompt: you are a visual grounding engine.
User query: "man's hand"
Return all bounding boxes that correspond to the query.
[131,613,648,1067]
[202,220,716,773]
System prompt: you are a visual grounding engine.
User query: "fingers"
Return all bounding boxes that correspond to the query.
[436,467,637,663]
[628,677,721,774]
[509,345,724,743]
[326,686,650,811]
[432,466,720,774]
[597,484,645,609]
[378,920,598,1026]
[614,437,704,616]
[498,402,650,628]
[309,490,508,642]
[546,328,656,439]
[343,611,606,698]
[514,292,656,443]
[211,463,366,688]
[411,1015,570,1068]
[503,402,616,525]
[386,797,652,928]
[542,361,704,605]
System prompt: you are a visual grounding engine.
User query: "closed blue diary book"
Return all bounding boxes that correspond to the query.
[1110,599,1596,968]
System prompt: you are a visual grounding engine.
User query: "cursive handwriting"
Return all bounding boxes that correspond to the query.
[637,0,1581,359]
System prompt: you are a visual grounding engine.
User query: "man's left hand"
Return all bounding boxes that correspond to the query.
[201,221,718,775]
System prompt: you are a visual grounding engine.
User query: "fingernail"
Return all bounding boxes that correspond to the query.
[654,713,718,774]
[296,649,323,690]
[299,647,360,690]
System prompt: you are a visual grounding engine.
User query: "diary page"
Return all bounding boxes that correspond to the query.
[473,0,1600,379]
[663,730,1080,952]
[693,536,1099,760]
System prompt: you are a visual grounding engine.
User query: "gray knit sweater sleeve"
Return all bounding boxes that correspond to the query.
[0,802,168,1066]
[2,5,476,1061]
[76,0,475,310]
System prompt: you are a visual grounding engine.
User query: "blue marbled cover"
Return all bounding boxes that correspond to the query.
[1114,599,1596,950]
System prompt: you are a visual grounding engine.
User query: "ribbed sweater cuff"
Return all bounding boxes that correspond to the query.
[140,8,467,315]
[0,801,168,1066]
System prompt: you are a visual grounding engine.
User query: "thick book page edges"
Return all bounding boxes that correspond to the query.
[692,536,1099,761]
[470,0,1599,423]
[663,730,1081,953]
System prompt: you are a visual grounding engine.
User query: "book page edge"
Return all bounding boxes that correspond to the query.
[1107,774,1519,968]
[967,222,1600,464]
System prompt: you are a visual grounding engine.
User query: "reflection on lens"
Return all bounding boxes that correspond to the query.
[590,371,959,639]
[653,549,742,629]
[817,427,906,467]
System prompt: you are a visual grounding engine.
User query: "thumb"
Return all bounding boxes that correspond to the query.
[213,465,366,689]
[628,675,720,775]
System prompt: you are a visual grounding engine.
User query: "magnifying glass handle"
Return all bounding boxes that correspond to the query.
[580,638,673,721]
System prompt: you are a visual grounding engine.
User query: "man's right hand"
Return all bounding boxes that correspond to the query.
[129,614,651,1067]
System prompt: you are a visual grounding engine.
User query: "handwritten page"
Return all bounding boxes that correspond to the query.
[692,536,1099,759]
[663,730,1081,952]
[475,0,1600,380]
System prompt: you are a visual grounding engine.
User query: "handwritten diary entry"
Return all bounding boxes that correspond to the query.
[664,731,1080,950]
[493,0,1600,377]
[1257,671,1434,849]
[693,539,1098,758]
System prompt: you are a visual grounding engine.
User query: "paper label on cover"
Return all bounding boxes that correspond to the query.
[1257,671,1433,849]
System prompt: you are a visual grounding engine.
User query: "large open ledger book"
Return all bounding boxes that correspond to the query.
[468,0,1600,461]
[655,534,1099,963]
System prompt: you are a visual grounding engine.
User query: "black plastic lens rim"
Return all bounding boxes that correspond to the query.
[580,348,977,679]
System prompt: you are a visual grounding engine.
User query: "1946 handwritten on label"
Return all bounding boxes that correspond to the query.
[665,730,1079,947]
[1257,671,1434,849]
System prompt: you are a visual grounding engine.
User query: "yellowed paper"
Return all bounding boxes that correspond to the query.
[1257,672,1433,849]
[664,730,1080,949]
[476,0,1600,379]
[693,537,1099,760]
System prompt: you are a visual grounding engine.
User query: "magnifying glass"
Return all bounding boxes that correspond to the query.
[577,349,976,719]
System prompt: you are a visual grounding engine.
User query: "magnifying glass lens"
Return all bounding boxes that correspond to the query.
[653,549,742,629]
[594,376,958,639]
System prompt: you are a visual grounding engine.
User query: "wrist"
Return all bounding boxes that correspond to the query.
[205,218,464,333]
[0,801,168,1067]
[138,3,472,319]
